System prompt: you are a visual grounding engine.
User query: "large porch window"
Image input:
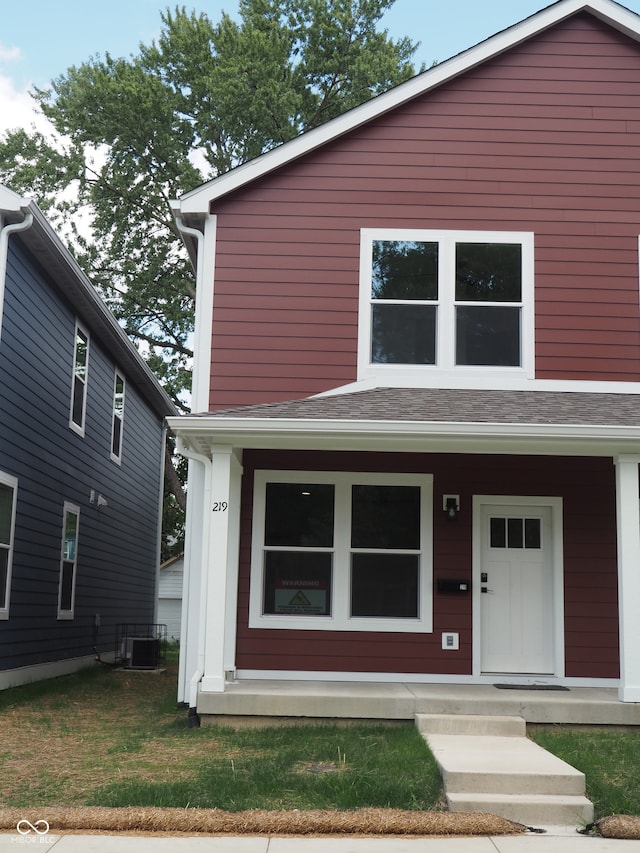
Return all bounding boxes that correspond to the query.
[250,471,433,633]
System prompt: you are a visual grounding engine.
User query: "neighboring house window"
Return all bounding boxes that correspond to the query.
[0,472,17,619]
[358,229,534,383]
[70,323,89,435]
[111,371,125,462]
[249,471,433,633]
[58,503,79,619]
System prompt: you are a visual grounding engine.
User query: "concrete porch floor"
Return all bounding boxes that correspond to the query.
[197,680,640,726]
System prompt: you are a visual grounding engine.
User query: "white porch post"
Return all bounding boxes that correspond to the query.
[614,455,640,702]
[200,445,243,693]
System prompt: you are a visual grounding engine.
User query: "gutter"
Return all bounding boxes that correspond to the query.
[0,206,34,339]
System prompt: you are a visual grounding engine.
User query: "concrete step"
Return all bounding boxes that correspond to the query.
[417,713,594,827]
[447,792,594,826]
[426,732,586,794]
[416,713,526,737]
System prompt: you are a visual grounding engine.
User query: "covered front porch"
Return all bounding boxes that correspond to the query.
[197,678,640,726]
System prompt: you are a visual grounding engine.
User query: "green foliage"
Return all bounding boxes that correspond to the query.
[0,1,420,542]
[0,2,419,411]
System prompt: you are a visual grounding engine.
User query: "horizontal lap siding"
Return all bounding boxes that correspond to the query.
[0,241,164,673]
[209,15,640,408]
[235,450,618,678]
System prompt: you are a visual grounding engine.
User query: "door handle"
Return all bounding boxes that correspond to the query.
[481,587,494,594]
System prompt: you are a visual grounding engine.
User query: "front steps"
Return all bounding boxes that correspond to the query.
[416,713,594,827]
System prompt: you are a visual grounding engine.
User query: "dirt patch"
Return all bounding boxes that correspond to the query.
[0,806,525,837]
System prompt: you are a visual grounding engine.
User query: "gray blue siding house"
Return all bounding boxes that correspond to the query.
[0,184,175,688]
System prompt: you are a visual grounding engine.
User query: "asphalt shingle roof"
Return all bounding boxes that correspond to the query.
[200,387,640,427]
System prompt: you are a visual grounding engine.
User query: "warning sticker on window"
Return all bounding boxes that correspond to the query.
[274,580,328,614]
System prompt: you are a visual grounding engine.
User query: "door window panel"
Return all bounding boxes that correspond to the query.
[490,516,542,550]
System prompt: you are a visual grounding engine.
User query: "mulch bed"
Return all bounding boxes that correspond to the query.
[582,815,640,840]
[0,807,525,837]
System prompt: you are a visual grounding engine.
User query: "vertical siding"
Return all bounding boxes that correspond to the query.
[0,239,164,674]
[208,15,640,409]
[235,450,618,679]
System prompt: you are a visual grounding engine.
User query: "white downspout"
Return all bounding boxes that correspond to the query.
[0,209,34,339]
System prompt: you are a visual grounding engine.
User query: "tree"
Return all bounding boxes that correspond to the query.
[0,0,420,549]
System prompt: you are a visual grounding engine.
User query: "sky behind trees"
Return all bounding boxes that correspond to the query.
[4,0,640,138]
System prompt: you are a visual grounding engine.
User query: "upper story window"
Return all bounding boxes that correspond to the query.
[111,371,125,462]
[0,472,17,619]
[358,229,534,385]
[249,470,433,633]
[58,502,79,619]
[70,323,89,435]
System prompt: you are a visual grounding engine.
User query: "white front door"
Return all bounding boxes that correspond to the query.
[478,502,556,675]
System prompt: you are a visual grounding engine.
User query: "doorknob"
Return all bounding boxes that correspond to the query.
[481,587,494,594]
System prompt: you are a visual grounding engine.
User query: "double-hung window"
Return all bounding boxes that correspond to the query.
[0,472,17,619]
[359,229,533,382]
[111,371,125,462]
[70,323,89,435]
[58,503,80,619]
[250,471,433,633]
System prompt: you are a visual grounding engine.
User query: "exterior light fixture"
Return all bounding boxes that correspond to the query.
[443,495,460,520]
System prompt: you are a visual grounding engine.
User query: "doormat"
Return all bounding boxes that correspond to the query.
[494,684,569,691]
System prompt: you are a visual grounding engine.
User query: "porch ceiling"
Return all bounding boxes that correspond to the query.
[168,387,640,459]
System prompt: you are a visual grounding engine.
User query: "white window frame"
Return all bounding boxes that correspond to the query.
[249,470,433,633]
[110,370,125,463]
[358,228,535,386]
[69,321,90,436]
[0,471,17,620]
[58,502,80,620]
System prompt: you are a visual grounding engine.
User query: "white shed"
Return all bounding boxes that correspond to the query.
[157,555,183,643]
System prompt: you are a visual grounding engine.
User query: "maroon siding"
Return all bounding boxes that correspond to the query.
[208,15,640,409]
[236,450,619,679]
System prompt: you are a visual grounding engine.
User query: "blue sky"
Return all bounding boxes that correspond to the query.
[2,0,640,134]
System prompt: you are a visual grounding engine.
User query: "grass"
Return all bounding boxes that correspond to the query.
[530,725,640,818]
[0,656,442,811]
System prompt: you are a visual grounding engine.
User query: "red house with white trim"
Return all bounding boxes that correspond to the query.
[168,0,640,718]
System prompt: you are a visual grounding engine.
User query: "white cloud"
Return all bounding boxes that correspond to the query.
[0,73,52,137]
[0,43,21,64]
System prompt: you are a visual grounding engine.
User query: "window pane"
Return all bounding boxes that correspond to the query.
[525,518,541,549]
[455,243,522,302]
[263,551,332,615]
[74,330,88,377]
[264,483,334,547]
[372,304,436,364]
[351,485,420,549]
[0,483,13,544]
[507,517,524,549]
[112,415,122,457]
[0,550,8,609]
[490,517,506,548]
[456,306,520,366]
[351,553,419,617]
[372,240,438,301]
[72,375,85,426]
[60,561,74,611]
[64,512,78,560]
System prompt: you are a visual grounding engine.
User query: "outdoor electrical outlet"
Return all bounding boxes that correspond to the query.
[442,632,459,650]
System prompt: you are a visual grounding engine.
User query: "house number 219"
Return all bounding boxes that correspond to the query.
[212,501,228,512]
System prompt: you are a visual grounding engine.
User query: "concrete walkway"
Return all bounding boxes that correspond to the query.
[2,830,640,851]
[417,714,593,826]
